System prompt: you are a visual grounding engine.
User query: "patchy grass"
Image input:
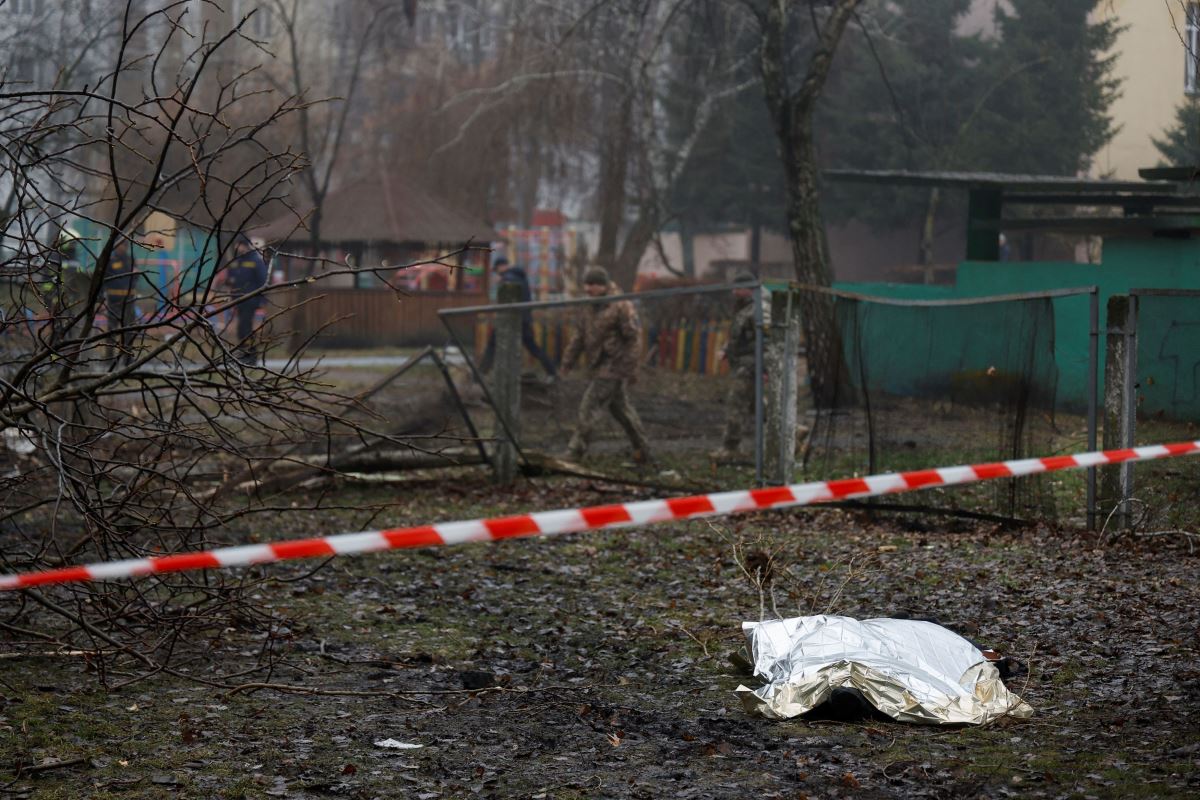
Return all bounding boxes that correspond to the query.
[2,474,1199,798]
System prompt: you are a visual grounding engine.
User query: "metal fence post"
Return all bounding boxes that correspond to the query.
[493,282,523,484]
[765,289,799,485]
[1121,293,1139,520]
[1087,288,1099,530]
[1102,294,1137,529]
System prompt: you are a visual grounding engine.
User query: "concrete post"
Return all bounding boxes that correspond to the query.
[765,288,800,484]
[492,282,523,483]
[1102,295,1137,529]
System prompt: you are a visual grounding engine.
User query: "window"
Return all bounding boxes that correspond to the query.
[247,5,275,39]
[230,0,275,39]
[8,0,44,15]
[1187,4,1200,94]
[10,52,43,86]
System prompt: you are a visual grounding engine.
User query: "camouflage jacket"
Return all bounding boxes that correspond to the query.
[563,288,641,380]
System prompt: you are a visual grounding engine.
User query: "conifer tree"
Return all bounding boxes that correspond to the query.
[978,0,1119,175]
[1154,101,1200,167]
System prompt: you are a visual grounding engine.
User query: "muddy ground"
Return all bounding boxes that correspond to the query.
[1,473,1198,799]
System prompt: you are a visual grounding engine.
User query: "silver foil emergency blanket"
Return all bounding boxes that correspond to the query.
[736,615,1033,725]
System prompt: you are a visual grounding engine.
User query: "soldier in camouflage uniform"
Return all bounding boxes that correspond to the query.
[562,266,651,463]
[713,270,761,461]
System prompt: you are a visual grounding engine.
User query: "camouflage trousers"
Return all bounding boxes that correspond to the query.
[567,377,649,459]
[721,364,757,451]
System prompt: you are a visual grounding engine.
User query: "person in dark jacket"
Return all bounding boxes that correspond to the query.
[478,257,557,377]
[224,236,269,364]
[103,239,138,363]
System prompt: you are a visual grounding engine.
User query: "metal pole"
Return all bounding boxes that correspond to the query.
[754,283,764,486]
[779,289,797,475]
[352,345,434,406]
[438,314,528,469]
[441,280,760,318]
[1087,288,1098,530]
[489,282,523,483]
[440,282,1097,320]
[1120,293,1138,520]
[430,349,493,474]
[780,283,1096,306]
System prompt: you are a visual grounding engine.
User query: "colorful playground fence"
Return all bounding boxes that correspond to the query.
[472,316,734,375]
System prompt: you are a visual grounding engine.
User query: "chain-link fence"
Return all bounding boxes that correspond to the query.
[798,287,1097,521]
[1115,288,1200,532]
[439,283,765,484]
[435,283,1102,522]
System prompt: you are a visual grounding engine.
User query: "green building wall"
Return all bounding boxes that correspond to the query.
[827,236,1200,420]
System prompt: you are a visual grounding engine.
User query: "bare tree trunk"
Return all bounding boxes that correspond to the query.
[759,0,861,408]
[611,208,657,290]
[780,125,842,408]
[596,93,633,269]
[514,116,541,227]
[273,0,385,276]
[307,207,323,269]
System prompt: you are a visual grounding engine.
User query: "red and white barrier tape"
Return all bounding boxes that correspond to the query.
[3,441,1198,592]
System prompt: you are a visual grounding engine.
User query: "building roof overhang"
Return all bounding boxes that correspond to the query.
[825,168,1200,257]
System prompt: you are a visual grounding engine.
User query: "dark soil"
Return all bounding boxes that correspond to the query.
[1,474,1198,799]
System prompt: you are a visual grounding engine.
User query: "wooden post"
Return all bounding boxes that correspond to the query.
[1102,295,1137,529]
[492,282,523,484]
[765,288,800,484]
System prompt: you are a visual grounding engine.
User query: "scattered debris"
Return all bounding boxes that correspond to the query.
[373,739,423,750]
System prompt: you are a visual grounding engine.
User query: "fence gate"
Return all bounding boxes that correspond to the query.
[439,283,769,486]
